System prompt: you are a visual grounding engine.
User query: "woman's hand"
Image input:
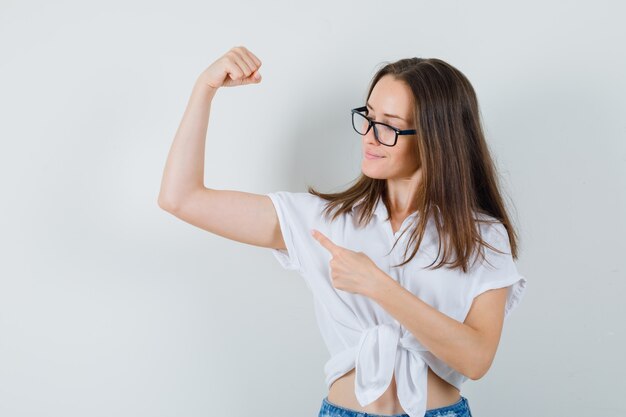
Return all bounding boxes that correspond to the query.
[197,46,262,90]
[311,229,391,298]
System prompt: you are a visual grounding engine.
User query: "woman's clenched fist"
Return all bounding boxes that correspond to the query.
[197,46,262,90]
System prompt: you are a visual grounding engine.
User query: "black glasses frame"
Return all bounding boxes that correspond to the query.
[351,106,417,147]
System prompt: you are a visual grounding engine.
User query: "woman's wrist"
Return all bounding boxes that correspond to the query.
[193,77,219,98]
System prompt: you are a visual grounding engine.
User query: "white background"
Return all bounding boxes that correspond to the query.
[1,0,624,416]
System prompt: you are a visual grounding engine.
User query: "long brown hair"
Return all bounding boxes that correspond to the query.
[307,57,520,274]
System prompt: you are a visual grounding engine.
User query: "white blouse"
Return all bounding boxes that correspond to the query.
[266,191,527,417]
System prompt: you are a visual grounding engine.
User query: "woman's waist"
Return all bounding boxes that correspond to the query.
[327,367,460,415]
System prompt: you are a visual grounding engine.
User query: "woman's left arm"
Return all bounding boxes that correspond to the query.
[310,228,508,380]
[369,272,508,380]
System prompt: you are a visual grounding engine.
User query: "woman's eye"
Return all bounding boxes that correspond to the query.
[370,115,387,123]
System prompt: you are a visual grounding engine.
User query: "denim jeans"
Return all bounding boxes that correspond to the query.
[318,395,473,417]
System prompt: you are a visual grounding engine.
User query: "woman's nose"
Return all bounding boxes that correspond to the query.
[364,126,379,146]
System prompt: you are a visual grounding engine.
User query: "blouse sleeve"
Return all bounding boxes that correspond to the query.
[266,191,325,275]
[465,221,528,322]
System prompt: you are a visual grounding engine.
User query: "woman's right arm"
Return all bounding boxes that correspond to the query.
[157,46,286,250]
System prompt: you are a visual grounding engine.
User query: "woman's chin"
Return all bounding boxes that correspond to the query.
[361,165,388,179]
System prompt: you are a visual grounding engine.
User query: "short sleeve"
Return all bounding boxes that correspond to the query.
[465,222,528,321]
[266,191,325,274]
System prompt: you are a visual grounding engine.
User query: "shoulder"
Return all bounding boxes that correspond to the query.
[266,191,332,220]
[466,212,515,273]
[267,191,329,208]
[474,212,509,246]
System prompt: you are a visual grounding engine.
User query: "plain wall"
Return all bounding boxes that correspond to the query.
[0,0,624,416]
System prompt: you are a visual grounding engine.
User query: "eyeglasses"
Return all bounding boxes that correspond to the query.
[351,106,417,147]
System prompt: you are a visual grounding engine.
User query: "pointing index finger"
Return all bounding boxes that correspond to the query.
[311,229,339,254]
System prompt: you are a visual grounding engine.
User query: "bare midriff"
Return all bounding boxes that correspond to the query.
[327,367,461,416]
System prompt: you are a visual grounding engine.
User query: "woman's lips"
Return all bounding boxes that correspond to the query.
[365,151,385,160]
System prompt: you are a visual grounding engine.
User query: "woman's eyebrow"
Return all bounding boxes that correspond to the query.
[366,102,406,122]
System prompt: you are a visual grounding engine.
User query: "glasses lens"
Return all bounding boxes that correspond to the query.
[375,124,397,146]
[352,110,397,145]
[352,111,371,135]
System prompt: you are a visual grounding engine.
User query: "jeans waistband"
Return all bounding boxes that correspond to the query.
[319,395,471,417]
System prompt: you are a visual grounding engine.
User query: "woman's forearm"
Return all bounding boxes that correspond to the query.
[158,78,217,210]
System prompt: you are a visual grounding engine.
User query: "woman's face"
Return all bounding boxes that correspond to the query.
[361,74,419,179]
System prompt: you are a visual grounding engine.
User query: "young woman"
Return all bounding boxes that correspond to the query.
[158,46,527,417]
